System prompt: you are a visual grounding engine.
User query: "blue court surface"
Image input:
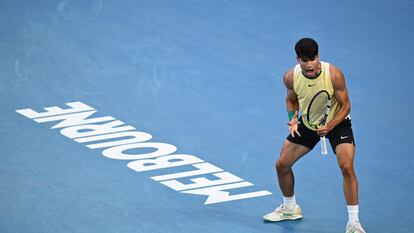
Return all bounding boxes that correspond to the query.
[1,1,414,233]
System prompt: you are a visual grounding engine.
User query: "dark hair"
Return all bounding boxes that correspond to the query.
[295,38,318,59]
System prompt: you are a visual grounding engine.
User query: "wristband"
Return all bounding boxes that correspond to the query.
[288,111,295,121]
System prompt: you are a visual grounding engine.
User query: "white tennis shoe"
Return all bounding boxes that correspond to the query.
[346,221,366,233]
[263,204,303,222]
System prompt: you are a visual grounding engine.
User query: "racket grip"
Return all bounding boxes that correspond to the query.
[320,136,328,155]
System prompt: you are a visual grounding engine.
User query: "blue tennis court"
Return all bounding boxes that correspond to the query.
[1,1,414,232]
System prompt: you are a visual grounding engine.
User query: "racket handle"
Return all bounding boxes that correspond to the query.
[320,136,328,155]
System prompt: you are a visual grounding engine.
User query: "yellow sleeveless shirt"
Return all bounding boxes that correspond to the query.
[293,61,340,130]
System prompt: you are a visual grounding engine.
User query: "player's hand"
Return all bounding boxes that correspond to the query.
[287,111,301,137]
[316,123,332,136]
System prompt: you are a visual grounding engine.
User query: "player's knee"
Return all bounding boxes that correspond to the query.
[276,159,290,173]
[339,162,355,178]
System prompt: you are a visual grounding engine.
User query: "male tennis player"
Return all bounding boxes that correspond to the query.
[263,38,366,233]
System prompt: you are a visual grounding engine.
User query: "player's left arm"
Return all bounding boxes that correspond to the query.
[316,64,351,136]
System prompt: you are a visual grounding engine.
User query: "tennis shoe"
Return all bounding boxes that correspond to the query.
[346,221,366,233]
[263,204,303,222]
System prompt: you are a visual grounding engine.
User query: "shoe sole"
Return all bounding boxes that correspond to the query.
[263,215,303,222]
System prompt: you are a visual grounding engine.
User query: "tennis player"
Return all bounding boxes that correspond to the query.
[263,38,366,233]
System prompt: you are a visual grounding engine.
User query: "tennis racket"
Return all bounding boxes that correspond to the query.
[306,90,331,155]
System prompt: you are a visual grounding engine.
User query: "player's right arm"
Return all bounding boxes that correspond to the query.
[283,69,301,137]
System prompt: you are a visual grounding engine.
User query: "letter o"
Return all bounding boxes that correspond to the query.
[102,142,177,160]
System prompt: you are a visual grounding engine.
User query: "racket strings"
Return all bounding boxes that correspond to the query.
[307,93,330,128]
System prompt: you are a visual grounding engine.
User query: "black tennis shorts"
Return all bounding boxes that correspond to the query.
[287,117,355,154]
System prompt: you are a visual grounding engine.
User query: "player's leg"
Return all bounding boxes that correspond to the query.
[276,140,311,197]
[329,118,366,232]
[327,118,358,205]
[264,117,320,222]
[335,143,358,205]
[335,143,366,232]
[263,140,311,222]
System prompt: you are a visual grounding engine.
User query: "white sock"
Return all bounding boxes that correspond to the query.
[283,194,297,210]
[347,205,359,223]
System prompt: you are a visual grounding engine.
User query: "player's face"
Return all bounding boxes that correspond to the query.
[297,55,320,78]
